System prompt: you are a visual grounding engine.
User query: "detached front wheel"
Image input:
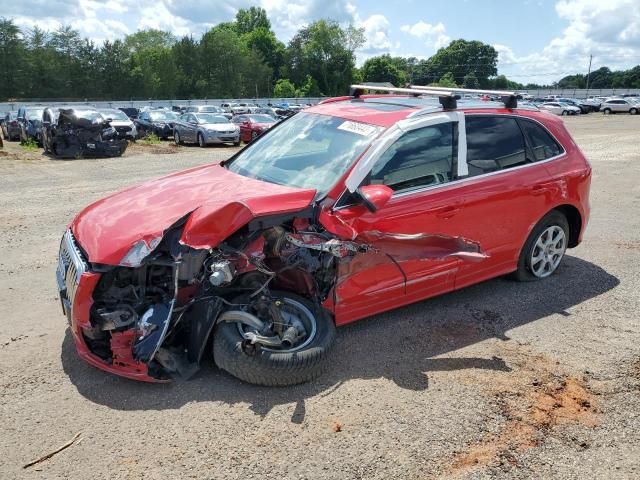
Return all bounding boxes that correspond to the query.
[213,291,336,386]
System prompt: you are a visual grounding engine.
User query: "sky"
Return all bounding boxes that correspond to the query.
[5,0,640,84]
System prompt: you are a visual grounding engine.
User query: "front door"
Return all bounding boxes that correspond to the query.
[328,112,468,325]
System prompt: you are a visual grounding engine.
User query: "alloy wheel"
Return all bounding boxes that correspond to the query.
[530,225,566,278]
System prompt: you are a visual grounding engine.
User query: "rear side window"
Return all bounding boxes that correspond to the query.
[518,119,563,161]
[370,122,456,193]
[465,116,527,176]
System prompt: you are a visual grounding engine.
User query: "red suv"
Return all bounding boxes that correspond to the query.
[56,86,591,385]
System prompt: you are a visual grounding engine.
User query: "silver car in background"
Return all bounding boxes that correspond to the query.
[600,98,639,115]
[173,112,240,147]
[186,105,232,120]
[97,108,137,140]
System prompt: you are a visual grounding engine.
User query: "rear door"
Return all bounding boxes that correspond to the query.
[451,114,558,288]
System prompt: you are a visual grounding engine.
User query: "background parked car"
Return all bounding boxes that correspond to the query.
[186,105,232,120]
[600,98,639,115]
[1,111,20,141]
[232,113,277,142]
[557,98,592,114]
[118,107,140,121]
[134,110,179,139]
[539,102,580,116]
[97,108,137,140]
[254,107,284,121]
[173,112,240,147]
[41,107,127,158]
[16,106,45,144]
[231,102,258,115]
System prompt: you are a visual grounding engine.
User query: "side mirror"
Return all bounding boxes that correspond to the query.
[356,184,393,213]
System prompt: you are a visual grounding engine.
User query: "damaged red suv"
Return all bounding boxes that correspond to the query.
[57,86,591,385]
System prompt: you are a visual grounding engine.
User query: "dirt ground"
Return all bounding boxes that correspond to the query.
[1,115,639,479]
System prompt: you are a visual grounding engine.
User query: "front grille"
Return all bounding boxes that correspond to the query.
[56,230,88,314]
[115,126,132,133]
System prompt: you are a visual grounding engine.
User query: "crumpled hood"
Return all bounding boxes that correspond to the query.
[71,164,316,265]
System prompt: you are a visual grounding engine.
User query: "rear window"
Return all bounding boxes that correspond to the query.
[518,119,563,161]
[465,116,527,176]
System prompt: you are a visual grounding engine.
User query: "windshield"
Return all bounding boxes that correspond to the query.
[196,113,230,124]
[149,111,178,121]
[197,106,222,113]
[247,114,276,123]
[99,110,129,121]
[227,112,383,195]
[26,109,44,119]
[72,110,104,121]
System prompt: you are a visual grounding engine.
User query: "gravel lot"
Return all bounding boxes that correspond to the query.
[1,115,639,479]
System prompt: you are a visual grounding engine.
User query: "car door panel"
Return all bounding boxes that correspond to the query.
[328,113,467,325]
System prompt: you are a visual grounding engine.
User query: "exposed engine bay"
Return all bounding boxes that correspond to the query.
[77,209,485,382]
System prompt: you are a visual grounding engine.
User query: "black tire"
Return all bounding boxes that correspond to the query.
[233,141,240,147]
[213,291,336,386]
[513,210,569,282]
[174,130,182,145]
[630,108,637,115]
[603,108,612,115]
[251,130,258,141]
[197,132,206,148]
[561,110,567,116]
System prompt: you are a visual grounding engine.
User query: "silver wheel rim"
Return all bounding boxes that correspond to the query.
[198,134,204,146]
[236,297,317,353]
[530,226,566,278]
[174,132,179,144]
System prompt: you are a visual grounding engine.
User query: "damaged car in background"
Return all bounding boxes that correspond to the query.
[97,108,138,140]
[57,86,591,385]
[42,107,129,158]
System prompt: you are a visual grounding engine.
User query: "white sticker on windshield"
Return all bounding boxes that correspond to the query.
[337,121,378,137]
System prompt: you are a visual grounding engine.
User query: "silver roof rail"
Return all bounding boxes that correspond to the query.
[410,85,518,109]
[349,84,458,109]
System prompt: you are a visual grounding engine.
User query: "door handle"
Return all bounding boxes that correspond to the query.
[435,206,460,219]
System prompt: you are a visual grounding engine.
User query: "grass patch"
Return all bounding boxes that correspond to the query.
[20,137,39,151]
[142,133,162,145]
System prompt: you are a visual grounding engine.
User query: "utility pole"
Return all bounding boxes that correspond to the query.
[585,54,593,95]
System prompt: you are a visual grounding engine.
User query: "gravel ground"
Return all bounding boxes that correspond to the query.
[0,115,639,480]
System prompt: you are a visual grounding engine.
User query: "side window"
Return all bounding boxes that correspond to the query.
[369,122,456,193]
[465,116,527,176]
[518,119,563,161]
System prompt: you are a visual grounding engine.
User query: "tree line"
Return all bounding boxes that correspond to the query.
[0,7,638,102]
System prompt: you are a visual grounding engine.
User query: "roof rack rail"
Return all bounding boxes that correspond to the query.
[349,84,458,110]
[410,85,518,109]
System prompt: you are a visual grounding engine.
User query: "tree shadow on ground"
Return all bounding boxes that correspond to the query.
[62,255,619,422]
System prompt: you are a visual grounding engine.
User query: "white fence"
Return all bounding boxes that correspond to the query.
[0,98,326,113]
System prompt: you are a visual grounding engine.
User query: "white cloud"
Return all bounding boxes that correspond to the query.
[400,20,450,52]
[496,0,640,84]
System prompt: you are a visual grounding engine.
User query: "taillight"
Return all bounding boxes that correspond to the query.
[10,121,18,126]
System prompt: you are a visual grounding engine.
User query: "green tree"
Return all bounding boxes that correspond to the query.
[0,18,24,99]
[274,79,296,97]
[462,72,479,89]
[242,27,285,73]
[124,29,175,52]
[430,72,457,87]
[296,74,322,97]
[235,7,271,35]
[417,39,498,87]
[283,20,364,96]
[361,54,406,86]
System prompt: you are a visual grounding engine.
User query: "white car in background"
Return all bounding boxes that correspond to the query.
[539,102,581,116]
[600,98,639,115]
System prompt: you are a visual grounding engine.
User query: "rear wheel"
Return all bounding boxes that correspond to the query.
[174,130,182,145]
[197,132,206,148]
[561,110,568,116]
[251,130,258,141]
[513,211,569,282]
[213,291,336,386]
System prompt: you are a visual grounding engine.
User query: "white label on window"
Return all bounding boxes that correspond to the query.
[337,121,378,137]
